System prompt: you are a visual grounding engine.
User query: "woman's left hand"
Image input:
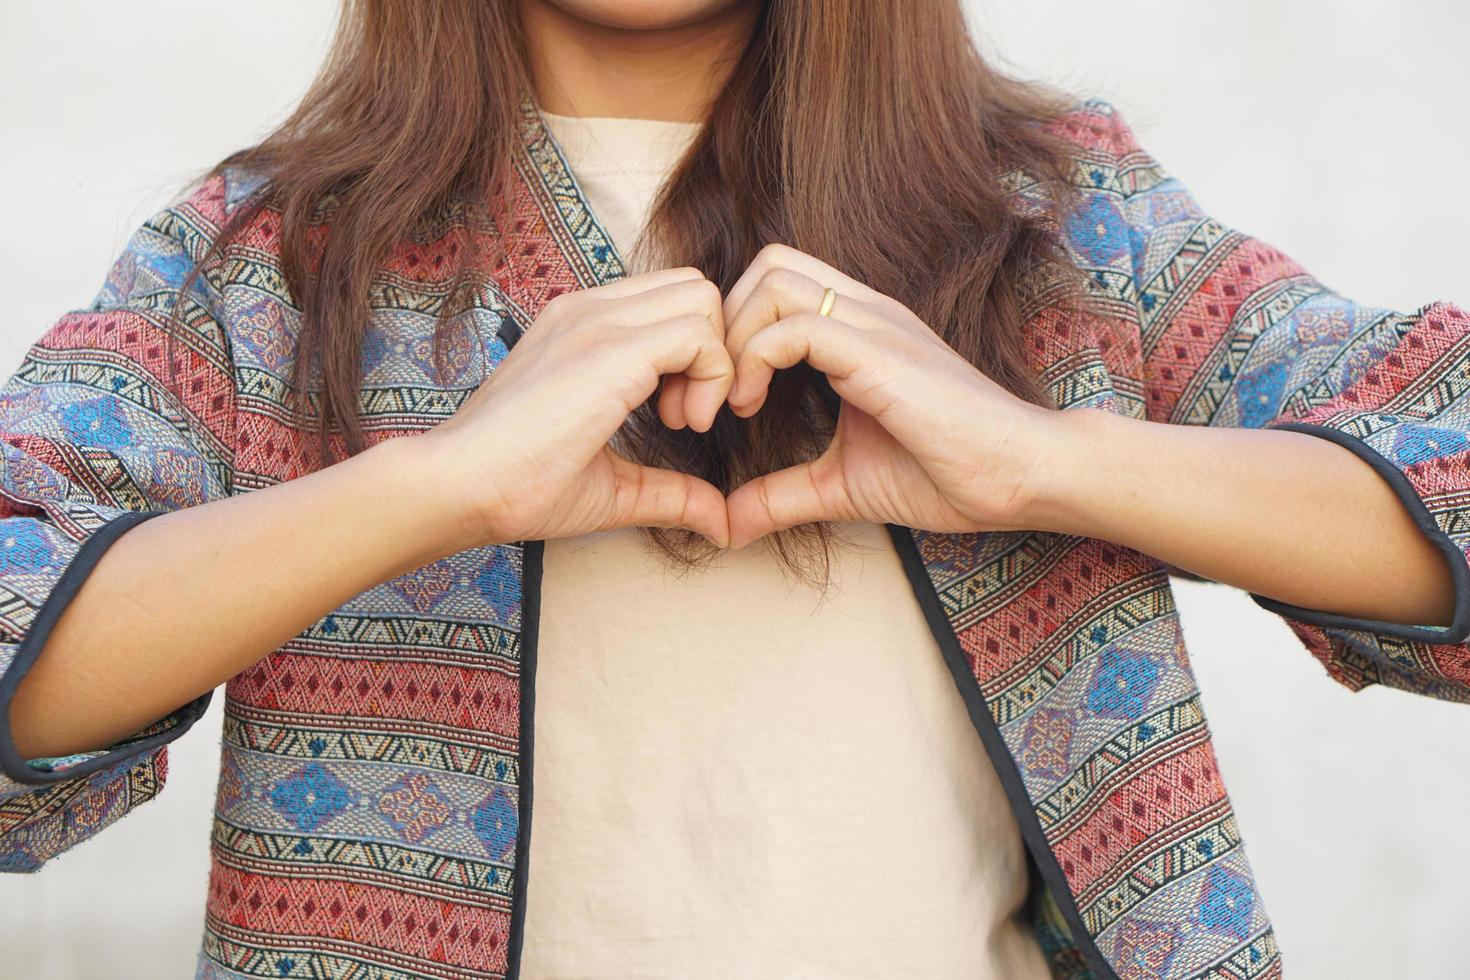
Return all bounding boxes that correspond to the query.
[710,244,1064,550]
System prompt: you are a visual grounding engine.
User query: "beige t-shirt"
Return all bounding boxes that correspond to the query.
[523,108,1051,979]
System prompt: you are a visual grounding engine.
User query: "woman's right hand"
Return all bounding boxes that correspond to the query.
[8,268,734,761]
[420,266,734,549]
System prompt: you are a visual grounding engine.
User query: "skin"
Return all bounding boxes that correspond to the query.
[716,245,1455,627]
[8,0,1454,759]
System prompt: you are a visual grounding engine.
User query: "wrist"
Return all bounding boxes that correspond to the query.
[1011,405,1117,536]
[355,432,491,563]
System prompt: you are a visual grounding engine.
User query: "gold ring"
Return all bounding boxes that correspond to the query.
[816,286,837,318]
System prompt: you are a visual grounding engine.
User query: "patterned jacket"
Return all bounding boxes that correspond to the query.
[1,97,1467,980]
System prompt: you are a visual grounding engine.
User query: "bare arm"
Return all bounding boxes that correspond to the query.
[1024,407,1456,629]
[714,243,1462,652]
[7,266,736,762]
[7,435,463,759]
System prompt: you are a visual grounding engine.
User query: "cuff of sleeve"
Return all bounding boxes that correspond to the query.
[0,510,211,786]
[1246,421,1470,645]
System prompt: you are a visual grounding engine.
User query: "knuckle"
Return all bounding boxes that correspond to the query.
[694,277,722,306]
[698,288,726,334]
[682,277,723,314]
[755,242,793,267]
[653,315,706,357]
[673,276,720,302]
[761,265,805,299]
[541,290,576,318]
[742,326,777,359]
[668,281,723,331]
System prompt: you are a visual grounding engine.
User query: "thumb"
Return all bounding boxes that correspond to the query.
[724,457,851,551]
[605,451,731,548]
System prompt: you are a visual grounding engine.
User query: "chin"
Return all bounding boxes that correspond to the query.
[538,0,754,31]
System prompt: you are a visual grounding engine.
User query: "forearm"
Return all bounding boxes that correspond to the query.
[1022,407,1456,629]
[8,434,471,760]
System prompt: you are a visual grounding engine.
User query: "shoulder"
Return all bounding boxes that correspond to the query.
[155,164,291,272]
[130,166,269,263]
[91,164,286,325]
[1043,97,1148,164]
[168,165,275,237]
[1033,98,1178,214]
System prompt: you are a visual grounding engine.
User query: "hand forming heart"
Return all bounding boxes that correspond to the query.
[427,244,1064,552]
[662,243,1063,550]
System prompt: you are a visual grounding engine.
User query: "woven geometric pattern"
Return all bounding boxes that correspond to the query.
[1,96,1466,980]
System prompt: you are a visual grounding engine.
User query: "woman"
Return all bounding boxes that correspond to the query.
[1,1,1466,977]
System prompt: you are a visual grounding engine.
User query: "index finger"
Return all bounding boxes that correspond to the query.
[589,265,707,301]
[722,243,876,326]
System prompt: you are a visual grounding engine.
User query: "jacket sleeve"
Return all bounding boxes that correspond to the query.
[0,175,237,871]
[1070,100,1470,703]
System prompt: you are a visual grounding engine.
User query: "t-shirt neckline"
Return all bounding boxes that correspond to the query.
[538,106,705,177]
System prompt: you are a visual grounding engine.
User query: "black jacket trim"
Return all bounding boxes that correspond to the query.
[505,537,544,979]
[885,523,1119,980]
[0,509,213,786]
[1248,421,1470,645]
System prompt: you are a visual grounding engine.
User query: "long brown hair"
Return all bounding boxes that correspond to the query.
[187,0,1085,581]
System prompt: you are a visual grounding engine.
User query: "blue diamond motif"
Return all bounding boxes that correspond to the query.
[1198,865,1255,939]
[360,327,391,375]
[60,397,133,451]
[1234,361,1290,428]
[146,250,193,288]
[475,550,522,625]
[470,787,519,858]
[1390,424,1468,466]
[268,763,352,832]
[1086,648,1161,721]
[1065,193,1130,266]
[0,522,55,576]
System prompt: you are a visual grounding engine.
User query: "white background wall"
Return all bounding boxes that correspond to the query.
[1,2,1466,977]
